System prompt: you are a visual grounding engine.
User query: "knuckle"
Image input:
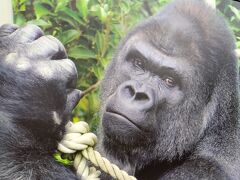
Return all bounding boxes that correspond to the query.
[19,36,60,60]
[22,24,44,36]
[45,35,63,47]
[0,24,19,37]
[32,35,67,60]
[34,61,54,80]
[4,53,31,72]
[58,59,78,88]
[60,59,77,76]
[34,59,77,81]
[45,35,67,59]
[14,24,44,43]
[43,36,60,51]
[35,36,59,53]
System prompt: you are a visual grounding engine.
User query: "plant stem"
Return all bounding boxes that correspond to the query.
[82,81,101,97]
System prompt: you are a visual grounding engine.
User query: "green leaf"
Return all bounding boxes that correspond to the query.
[58,30,81,45]
[14,14,26,25]
[58,14,77,27]
[76,0,89,19]
[68,46,96,59]
[92,65,104,79]
[34,2,51,19]
[59,7,85,25]
[100,57,110,69]
[99,6,107,23]
[236,41,240,49]
[78,96,89,112]
[90,5,107,23]
[19,4,26,11]
[55,0,70,12]
[37,0,54,7]
[120,1,130,13]
[53,152,72,165]
[229,5,240,20]
[95,31,104,56]
[72,116,81,123]
[27,19,52,29]
[88,92,100,113]
[20,0,27,3]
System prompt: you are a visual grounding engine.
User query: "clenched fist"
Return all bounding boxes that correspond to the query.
[0,24,81,180]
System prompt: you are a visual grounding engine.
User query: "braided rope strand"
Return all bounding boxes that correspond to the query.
[58,121,136,180]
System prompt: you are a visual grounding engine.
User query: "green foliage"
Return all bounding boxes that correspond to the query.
[53,152,74,165]
[13,0,239,130]
[216,0,240,49]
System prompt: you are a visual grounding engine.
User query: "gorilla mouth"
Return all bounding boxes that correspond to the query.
[106,110,142,131]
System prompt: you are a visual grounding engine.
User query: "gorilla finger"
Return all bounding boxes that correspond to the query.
[12,24,44,44]
[19,35,67,60]
[46,35,67,60]
[55,59,78,89]
[0,24,19,37]
[35,59,78,88]
[64,89,82,113]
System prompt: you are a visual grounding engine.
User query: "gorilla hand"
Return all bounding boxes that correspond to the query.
[0,24,81,127]
[0,24,81,179]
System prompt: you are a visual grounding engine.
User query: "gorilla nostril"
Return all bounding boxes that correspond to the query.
[124,85,135,98]
[135,92,149,101]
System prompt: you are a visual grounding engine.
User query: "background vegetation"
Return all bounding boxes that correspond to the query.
[13,0,240,132]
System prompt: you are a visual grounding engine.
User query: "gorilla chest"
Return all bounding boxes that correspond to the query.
[135,159,185,180]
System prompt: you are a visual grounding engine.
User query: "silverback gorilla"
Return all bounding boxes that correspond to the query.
[98,0,240,179]
[0,24,81,179]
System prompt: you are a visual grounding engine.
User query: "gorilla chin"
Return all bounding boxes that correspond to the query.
[102,111,145,146]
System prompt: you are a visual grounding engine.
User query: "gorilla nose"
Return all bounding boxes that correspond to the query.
[118,80,154,110]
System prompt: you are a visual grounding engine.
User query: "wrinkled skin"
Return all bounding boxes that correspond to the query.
[0,24,80,179]
[98,0,240,179]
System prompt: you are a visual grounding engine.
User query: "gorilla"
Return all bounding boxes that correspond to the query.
[0,24,81,179]
[98,0,240,179]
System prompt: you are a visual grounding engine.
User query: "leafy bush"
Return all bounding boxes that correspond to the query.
[217,0,240,49]
[13,0,239,131]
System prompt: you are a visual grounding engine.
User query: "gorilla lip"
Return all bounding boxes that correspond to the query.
[106,110,142,131]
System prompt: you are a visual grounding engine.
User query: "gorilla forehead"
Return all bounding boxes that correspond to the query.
[120,35,194,76]
[150,17,200,55]
[120,0,236,66]
[123,16,201,60]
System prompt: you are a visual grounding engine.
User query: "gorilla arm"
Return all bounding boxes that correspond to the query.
[0,24,81,180]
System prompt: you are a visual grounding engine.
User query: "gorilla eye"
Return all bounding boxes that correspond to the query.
[164,77,176,87]
[132,58,144,69]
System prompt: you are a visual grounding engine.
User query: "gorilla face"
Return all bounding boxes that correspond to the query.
[100,0,236,164]
[102,17,206,146]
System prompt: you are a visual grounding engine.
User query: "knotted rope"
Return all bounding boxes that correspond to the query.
[58,121,137,180]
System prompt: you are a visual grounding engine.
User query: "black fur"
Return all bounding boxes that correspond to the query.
[0,24,80,179]
[98,0,240,179]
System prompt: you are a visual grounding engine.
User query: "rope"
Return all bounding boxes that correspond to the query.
[58,121,137,180]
